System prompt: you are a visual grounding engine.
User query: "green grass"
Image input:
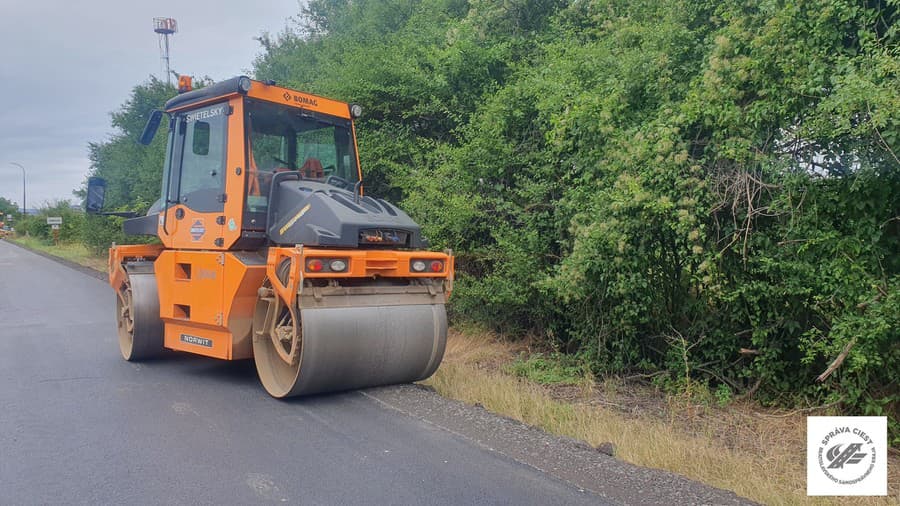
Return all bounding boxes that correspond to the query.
[8,235,107,272]
[503,352,591,385]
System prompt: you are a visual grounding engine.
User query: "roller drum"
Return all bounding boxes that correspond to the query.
[117,271,164,361]
[253,303,447,398]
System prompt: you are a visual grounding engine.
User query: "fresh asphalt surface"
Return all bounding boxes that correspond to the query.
[0,240,753,505]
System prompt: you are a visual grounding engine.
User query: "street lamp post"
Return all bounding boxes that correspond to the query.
[9,162,25,215]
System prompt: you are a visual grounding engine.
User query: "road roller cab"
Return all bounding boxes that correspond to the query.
[88,77,453,398]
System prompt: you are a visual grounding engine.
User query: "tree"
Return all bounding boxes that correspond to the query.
[0,197,18,218]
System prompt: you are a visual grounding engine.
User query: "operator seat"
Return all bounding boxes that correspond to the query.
[300,157,324,179]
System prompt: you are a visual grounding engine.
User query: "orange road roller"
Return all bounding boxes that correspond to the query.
[87,76,453,397]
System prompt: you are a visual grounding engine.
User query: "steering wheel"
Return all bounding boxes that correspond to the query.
[272,155,295,170]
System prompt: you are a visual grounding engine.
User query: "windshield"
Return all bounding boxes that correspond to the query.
[244,99,359,217]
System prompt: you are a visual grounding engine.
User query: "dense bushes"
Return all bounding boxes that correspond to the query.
[16,201,86,243]
[252,0,899,437]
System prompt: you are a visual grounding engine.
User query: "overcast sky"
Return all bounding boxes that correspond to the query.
[0,0,302,209]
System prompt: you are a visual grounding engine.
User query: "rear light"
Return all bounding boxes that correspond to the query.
[306,258,350,273]
[410,259,445,273]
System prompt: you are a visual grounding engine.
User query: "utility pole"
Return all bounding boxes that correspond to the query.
[9,162,25,215]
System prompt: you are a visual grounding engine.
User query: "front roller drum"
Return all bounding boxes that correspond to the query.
[253,293,447,398]
[116,272,164,361]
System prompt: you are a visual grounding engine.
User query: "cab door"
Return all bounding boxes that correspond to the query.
[159,102,230,249]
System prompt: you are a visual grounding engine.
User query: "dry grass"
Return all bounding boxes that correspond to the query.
[9,236,107,272]
[425,329,899,506]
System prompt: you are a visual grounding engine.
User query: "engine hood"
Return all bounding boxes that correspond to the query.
[267,178,427,248]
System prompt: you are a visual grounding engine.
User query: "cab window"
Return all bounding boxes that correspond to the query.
[170,103,229,212]
[244,99,359,227]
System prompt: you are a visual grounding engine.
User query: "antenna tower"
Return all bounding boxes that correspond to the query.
[153,18,178,85]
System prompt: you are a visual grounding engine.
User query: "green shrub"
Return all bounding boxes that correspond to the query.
[504,352,592,386]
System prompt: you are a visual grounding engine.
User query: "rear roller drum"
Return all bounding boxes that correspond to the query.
[116,272,164,361]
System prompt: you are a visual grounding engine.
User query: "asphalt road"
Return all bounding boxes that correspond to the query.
[0,240,753,505]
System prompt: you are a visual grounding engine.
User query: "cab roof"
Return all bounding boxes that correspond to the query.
[164,76,354,120]
[164,76,245,111]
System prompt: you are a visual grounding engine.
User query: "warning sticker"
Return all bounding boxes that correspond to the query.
[190,219,205,241]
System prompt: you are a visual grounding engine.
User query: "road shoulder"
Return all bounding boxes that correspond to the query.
[365,384,755,505]
[3,238,106,282]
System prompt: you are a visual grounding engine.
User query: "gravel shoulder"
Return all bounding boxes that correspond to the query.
[367,384,755,506]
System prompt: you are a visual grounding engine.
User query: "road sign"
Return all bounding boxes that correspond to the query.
[51,224,60,230]
[46,217,62,225]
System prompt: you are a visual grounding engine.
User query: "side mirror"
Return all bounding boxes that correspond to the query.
[86,177,107,214]
[139,110,164,145]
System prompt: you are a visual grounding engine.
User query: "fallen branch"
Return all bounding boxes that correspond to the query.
[694,366,742,392]
[816,337,857,383]
[623,371,668,382]
[757,397,845,418]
